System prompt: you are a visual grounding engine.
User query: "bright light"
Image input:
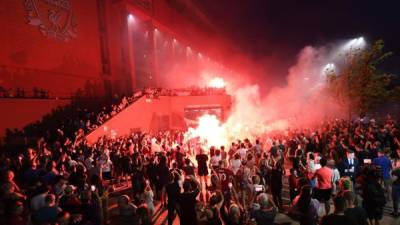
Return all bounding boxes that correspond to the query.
[186,47,192,56]
[323,63,335,74]
[186,114,226,147]
[208,77,226,88]
[356,37,365,45]
[128,14,135,22]
[342,37,366,52]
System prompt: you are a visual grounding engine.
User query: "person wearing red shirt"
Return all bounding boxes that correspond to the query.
[312,157,333,215]
[215,160,234,194]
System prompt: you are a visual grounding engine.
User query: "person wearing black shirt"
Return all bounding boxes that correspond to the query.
[355,144,371,167]
[320,195,353,225]
[175,146,185,169]
[165,172,181,225]
[338,149,359,183]
[182,158,195,176]
[177,175,200,225]
[196,148,209,201]
[342,191,368,225]
[267,148,284,209]
[157,155,170,204]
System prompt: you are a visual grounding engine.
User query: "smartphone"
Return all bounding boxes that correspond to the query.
[91,185,96,191]
[228,182,233,189]
[255,186,263,192]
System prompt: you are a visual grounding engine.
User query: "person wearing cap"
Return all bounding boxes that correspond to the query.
[373,148,393,202]
[338,149,359,183]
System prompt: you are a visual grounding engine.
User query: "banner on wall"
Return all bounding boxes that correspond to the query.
[24,0,77,42]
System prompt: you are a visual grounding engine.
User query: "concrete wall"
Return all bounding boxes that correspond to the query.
[0,0,221,97]
[0,0,103,97]
[0,98,70,137]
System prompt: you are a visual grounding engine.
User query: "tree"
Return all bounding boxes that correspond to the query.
[326,39,398,120]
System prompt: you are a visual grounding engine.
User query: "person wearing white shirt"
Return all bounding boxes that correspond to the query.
[230,153,242,175]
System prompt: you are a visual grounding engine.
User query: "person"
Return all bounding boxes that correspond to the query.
[255,139,262,157]
[1,182,26,219]
[3,170,21,193]
[251,193,278,225]
[117,195,138,225]
[156,154,170,204]
[5,201,26,225]
[182,158,195,176]
[139,180,154,215]
[338,149,359,183]
[391,168,400,217]
[175,146,185,169]
[342,191,368,225]
[290,185,319,225]
[136,204,152,225]
[211,149,222,170]
[292,149,306,176]
[267,148,284,209]
[373,148,393,201]
[328,160,341,195]
[221,203,244,225]
[165,172,181,225]
[196,148,209,199]
[229,153,241,175]
[215,160,234,196]
[30,185,49,212]
[79,190,102,225]
[205,192,224,225]
[32,194,62,224]
[362,167,386,225]
[177,175,201,225]
[288,168,298,204]
[337,177,352,196]
[58,185,81,214]
[99,154,113,181]
[320,195,353,225]
[238,143,247,160]
[312,157,333,215]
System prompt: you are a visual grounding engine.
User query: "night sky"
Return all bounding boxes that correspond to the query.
[194,0,400,85]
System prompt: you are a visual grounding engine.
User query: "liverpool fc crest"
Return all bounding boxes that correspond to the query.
[24,0,77,42]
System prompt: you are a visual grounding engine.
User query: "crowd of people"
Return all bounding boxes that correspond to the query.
[0,86,51,99]
[0,84,226,100]
[1,88,399,225]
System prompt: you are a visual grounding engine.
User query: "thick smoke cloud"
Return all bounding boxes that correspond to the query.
[184,43,347,146]
[160,37,353,147]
